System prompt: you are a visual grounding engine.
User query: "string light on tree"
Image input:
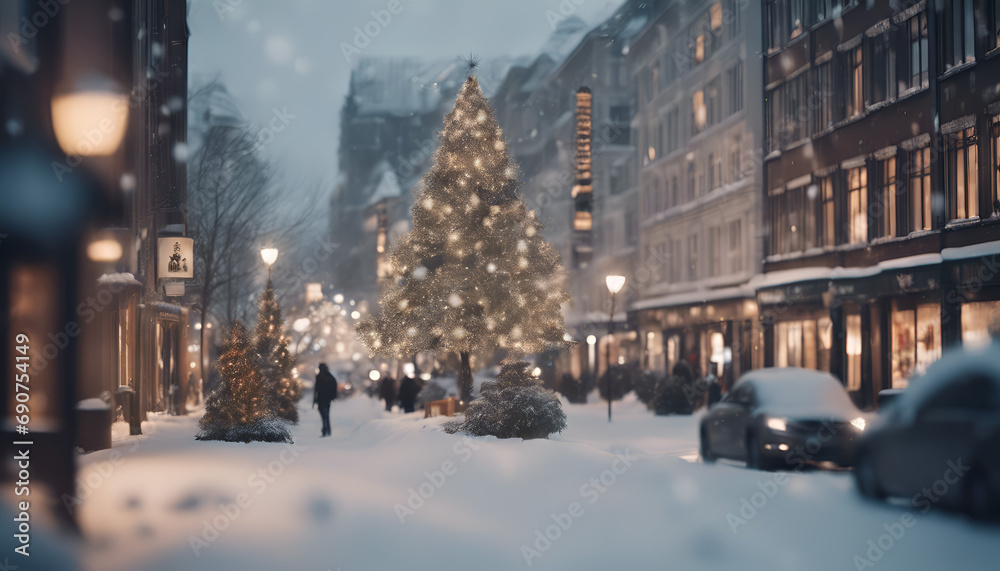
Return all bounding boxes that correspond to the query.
[356,71,572,401]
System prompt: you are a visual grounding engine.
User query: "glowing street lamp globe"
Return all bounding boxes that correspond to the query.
[260,248,279,266]
[606,275,626,294]
[51,74,129,157]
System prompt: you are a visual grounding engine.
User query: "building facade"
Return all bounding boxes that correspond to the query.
[492,2,669,382]
[627,0,766,388]
[760,0,1000,407]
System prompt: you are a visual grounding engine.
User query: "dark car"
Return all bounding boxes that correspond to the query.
[700,368,868,470]
[854,341,1000,519]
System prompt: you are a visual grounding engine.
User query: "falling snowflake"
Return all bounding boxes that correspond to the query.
[448,293,462,307]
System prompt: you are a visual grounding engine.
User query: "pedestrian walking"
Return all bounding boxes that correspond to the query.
[313,363,338,437]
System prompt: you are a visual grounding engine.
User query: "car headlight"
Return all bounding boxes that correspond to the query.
[850,417,866,431]
[766,417,787,432]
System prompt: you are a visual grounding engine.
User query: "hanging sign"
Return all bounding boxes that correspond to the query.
[158,237,194,279]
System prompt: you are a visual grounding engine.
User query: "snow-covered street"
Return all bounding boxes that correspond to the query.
[73,395,997,571]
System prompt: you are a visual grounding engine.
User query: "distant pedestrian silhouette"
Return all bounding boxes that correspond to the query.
[379,375,397,412]
[313,363,338,437]
[398,375,420,413]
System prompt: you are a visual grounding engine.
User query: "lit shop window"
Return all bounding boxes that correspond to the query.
[775,318,831,371]
[845,313,862,391]
[961,300,1000,350]
[891,301,941,388]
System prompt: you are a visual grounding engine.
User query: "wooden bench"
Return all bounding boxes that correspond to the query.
[424,397,469,418]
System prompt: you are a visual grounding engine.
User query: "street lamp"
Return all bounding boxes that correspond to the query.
[51,74,129,157]
[605,275,626,422]
[260,247,278,280]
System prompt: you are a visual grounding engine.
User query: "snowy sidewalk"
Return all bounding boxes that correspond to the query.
[72,395,997,571]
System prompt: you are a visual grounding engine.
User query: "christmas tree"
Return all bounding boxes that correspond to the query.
[197,321,292,443]
[254,279,300,423]
[357,73,571,401]
[273,335,301,420]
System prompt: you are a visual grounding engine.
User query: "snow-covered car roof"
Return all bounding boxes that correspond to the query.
[887,340,1000,421]
[735,367,861,419]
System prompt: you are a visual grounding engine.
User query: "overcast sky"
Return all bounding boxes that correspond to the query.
[188,0,620,199]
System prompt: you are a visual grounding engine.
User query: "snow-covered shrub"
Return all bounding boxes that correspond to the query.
[597,364,638,402]
[417,380,447,408]
[197,417,292,443]
[446,361,566,440]
[557,372,594,404]
[651,375,696,415]
[634,370,664,407]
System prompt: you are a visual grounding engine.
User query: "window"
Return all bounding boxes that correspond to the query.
[845,45,863,119]
[693,90,707,133]
[991,0,1000,53]
[770,189,786,255]
[867,31,895,106]
[766,0,784,51]
[961,300,1000,349]
[694,33,706,64]
[641,66,654,103]
[905,11,929,91]
[687,159,696,201]
[708,152,722,191]
[728,61,744,114]
[730,136,743,182]
[672,239,682,283]
[728,219,743,273]
[609,104,630,125]
[788,0,805,40]
[847,166,868,244]
[776,316,836,371]
[708,225,721,277]
[687,234,698,281]
[891,301,941,388]
[803,182,820,250]
[812,62,834,133]
[908,146,933,231]
[992,116,1000,215]
[875,156,898,238]
[711,2,723,32]
[666,108,679,154]
[669,175,679,208]
[766,87,782,151]
[810,0,829,25]
[784,73,807,143]
[626,209,638,246]
[820,174,835,246]
[775,320,825,369]
[845,312,862,391]
[706,76,721,127]
[653,239,671,282]
[785,186,804,253]
[943,0,975,70]
[657,121,665,160]
[944,127,979,221]
[727,0,742,41]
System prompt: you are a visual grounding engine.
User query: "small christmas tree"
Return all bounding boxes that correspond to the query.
[445,361,566,440]
[197,321,292,443]
[254,279,299,423]
[273,335,301,421]
[356,72,571,401]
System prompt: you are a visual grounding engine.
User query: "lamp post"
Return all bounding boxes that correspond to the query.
[261,247,278,281]
[605,275,626,422]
